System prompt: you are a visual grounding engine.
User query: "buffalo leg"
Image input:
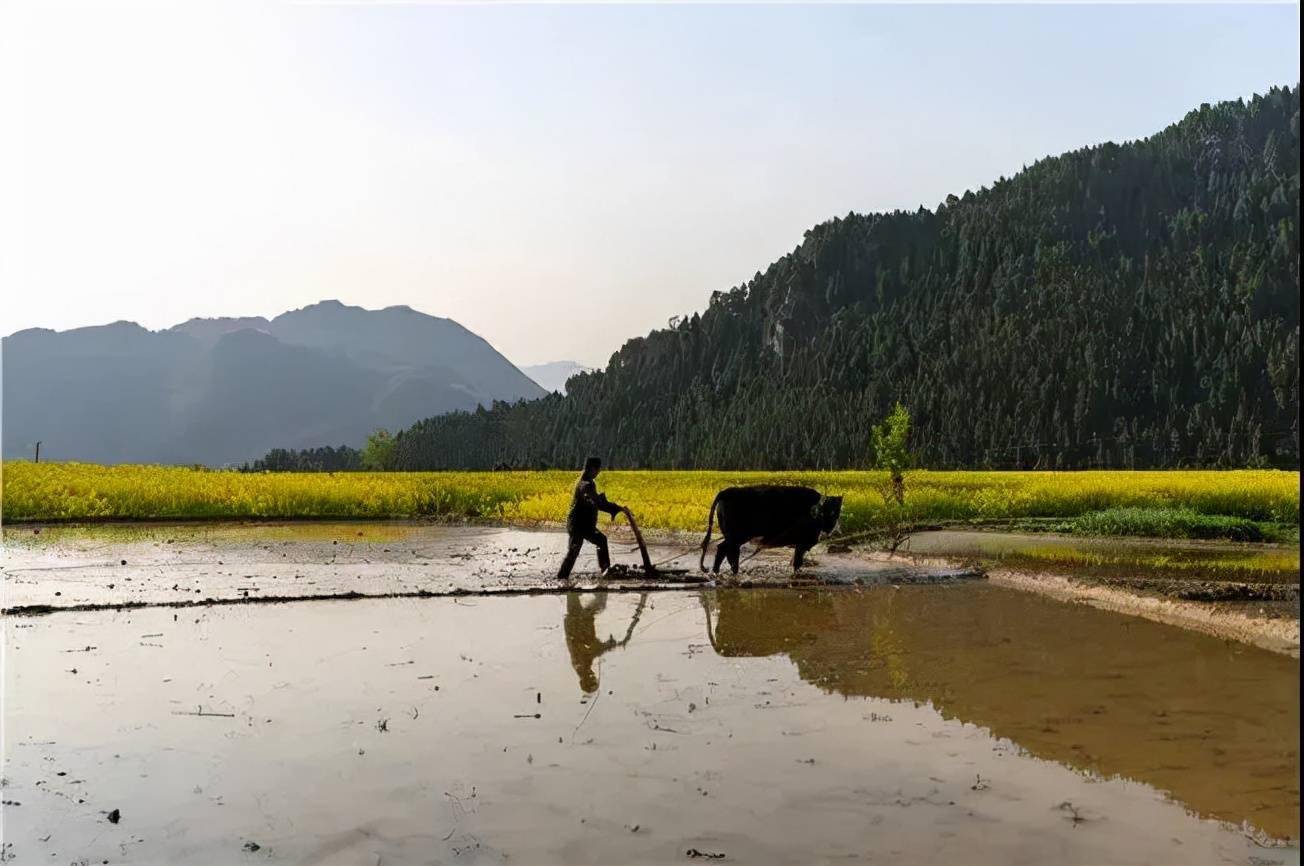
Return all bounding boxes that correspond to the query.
[725,542,741,574]
[793,545,809,572]
[712,542,728,574]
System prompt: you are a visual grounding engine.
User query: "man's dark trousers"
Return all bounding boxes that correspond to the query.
[558,529,610,579]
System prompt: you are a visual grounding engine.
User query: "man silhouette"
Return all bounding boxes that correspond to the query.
[564,594,619,693]
[557,456,623,580]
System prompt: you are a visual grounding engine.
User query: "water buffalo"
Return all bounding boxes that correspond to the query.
[699,485,843,574]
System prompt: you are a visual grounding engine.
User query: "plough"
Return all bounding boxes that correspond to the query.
[603,507,708,582]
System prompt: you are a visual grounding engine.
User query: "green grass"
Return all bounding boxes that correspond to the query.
[1066,507,1269,542]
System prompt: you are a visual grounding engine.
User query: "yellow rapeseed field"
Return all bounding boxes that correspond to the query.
[2,462,1297,531]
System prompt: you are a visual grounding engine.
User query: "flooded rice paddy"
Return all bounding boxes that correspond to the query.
[2,523,1299,864]
[3,585,1299,864]
[905,530,1300,585]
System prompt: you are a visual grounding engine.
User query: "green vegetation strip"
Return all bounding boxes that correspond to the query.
[1067,507,1268,542]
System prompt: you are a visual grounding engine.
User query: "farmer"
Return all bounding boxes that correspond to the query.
[557,456,624,580]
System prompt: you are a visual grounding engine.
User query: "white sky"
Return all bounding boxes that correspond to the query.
[2,2,1299,367]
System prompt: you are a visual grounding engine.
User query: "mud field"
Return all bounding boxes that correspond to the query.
[0,523,981,614]
[1,523,1300,865]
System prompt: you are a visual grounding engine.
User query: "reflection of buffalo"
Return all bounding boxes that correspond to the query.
[695,587,1301,841]
[700,485,843,573]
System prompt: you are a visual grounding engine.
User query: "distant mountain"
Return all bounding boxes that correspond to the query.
[522,361,594,394]
[2,300,545,465]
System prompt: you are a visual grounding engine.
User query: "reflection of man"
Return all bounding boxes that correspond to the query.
[563,592,648,695]
[564,594,619,694]
[557,456,624,580]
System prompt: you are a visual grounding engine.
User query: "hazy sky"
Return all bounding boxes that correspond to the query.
[2,2,1298,367]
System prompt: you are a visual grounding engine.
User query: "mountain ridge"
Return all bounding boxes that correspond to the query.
[2,300,545,465]
[522,361,595,394]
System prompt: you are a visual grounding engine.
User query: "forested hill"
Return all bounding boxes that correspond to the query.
[393,87,1301,471]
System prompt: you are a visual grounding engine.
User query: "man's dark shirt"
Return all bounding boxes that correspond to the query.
[566,477,620,535]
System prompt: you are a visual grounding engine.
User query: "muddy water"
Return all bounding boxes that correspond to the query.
[905,530,1301,584]
[706,586,1300,839]
[3,587,1297,865]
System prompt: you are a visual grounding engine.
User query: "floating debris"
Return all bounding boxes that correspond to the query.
[686,848,726,859]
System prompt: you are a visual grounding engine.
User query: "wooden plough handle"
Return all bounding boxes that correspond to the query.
[621,507,656,572]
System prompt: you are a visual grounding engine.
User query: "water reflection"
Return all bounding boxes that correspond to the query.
[698,585,1300,839]
[563,592,648,693]
[12,593,1287,865]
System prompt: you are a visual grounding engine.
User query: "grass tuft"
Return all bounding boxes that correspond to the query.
[1066,507,1266,542]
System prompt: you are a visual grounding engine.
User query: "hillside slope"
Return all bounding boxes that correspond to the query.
[392,87,1300,470]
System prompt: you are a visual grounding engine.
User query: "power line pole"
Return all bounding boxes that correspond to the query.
[35,440,41,464]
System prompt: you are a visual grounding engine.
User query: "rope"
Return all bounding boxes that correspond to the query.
[698,510,814,573]
[620,507,859,574]
[650,548,698,569]
[618,544,702,570]
[624,523,893,573]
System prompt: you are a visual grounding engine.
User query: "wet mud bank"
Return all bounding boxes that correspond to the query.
[2,589,1297,864]
[985,569,1301,657]
[896,530,1301,657]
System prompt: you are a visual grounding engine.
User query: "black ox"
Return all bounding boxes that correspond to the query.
[699,485,843,574]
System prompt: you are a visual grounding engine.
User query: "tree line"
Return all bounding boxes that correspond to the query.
[240,431,393,472]
[241,445,362,472]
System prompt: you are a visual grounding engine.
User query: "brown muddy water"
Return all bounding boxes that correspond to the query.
[2,585,1298,865]
[904,530,1300,585]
